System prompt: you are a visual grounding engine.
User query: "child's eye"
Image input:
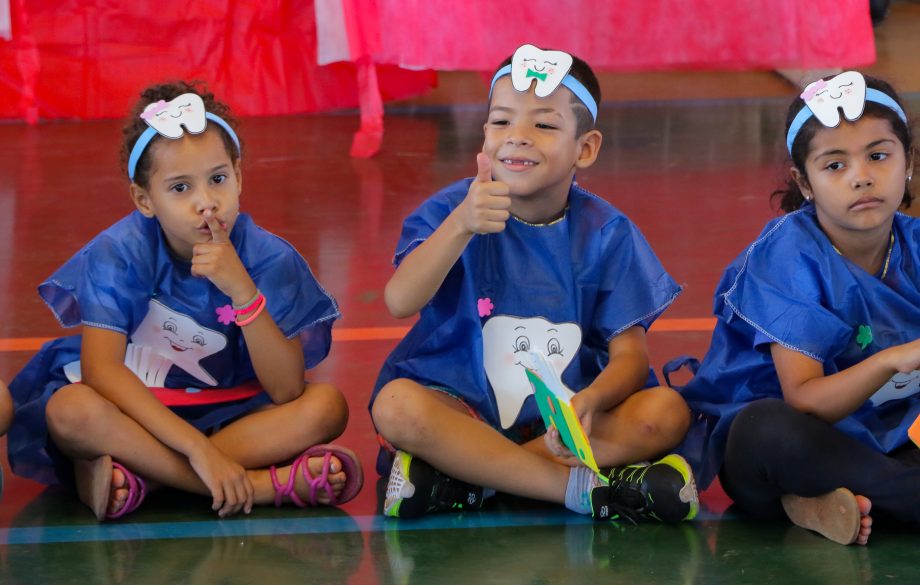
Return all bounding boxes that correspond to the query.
[536,123,557,130]
[212,174,227,184]
[171,183,190,193]
[870,152,889,162]
[489,119,509,126]
[825,161,844,171]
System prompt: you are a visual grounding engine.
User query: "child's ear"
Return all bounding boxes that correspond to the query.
[130,183,155,218]
[790,167,813,200]
[574,129,602,169]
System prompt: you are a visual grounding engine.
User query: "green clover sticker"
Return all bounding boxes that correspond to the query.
[856,325,873,350]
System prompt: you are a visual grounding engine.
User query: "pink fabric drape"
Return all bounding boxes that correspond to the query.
[374,0,874,71]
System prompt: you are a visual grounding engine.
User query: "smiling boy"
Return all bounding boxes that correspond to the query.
[370,45,698,522]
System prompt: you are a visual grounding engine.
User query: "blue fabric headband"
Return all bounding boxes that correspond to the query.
[785,88,908,155]
[489,64,598,123]
[128,113,241,181]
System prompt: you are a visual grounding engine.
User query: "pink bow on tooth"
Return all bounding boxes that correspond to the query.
[140,100,169,120]
[800,79,827,101]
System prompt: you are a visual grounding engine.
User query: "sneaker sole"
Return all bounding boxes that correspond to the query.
[384,451,414,518]
[657,454,699,522]
[781,487,860,545]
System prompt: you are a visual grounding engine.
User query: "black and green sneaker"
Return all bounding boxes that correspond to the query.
[590,454,699,523]
[384,450,484,518]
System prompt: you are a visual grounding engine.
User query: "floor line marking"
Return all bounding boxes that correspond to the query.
[0,319,717,352]
[0,509,727,545]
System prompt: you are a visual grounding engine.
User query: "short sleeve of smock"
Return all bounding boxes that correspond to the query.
[719,215,853,362]
[246,232,340,369]
[37,225,149,335]
[592,216,681,340]
[393,181,468,266]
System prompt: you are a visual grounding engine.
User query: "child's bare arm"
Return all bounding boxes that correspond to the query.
[772,339,920,422]
[192,210,306,403]
[0,377,12,436]
[385,153,510,318]
[571,326,650,434]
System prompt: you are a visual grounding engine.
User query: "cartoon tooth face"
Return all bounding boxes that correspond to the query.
[869,370,920,407]
[801,71,868,128]
[140,92,208,139]
[482,315,581,428]
[129,299,228,386]
[509,44,574,98]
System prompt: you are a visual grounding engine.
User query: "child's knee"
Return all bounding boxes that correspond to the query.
[619,386,691,445]
[301,382,348,437]
[45,384,113,440]
[0,378,12,436]
[371,380,430,444]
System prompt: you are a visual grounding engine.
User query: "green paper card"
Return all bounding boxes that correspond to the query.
[524,352,600,473]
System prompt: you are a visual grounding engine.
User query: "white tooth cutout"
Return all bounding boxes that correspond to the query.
[509,44,574,98]
[140,93,208,139]
[801,71,867,128]
[481,315,581,429]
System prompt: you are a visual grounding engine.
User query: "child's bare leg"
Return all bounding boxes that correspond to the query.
[521,385,690,467]
[0,377,12,437]
[372,379,568,503]
[586,386,690,467]
[207,382,354,505]
[48,382,354,511]
[47,384,214,512]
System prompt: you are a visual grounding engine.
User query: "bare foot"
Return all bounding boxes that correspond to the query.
[781,487,866,545]
[853,495,872,546]
[108,465,131,516]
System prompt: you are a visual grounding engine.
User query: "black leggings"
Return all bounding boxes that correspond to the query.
[720,398,920,524]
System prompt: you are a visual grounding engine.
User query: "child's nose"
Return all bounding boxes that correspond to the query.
[851,163,874,189]
[196,189,219,212]
[505,130,532,146]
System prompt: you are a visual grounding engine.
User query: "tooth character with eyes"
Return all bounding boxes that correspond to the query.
[482,315,581,429]
[509,44,574,98]
[64,299,228,388]
[799,71,868,128]
[869,371,920,407]
[140,92,208,139]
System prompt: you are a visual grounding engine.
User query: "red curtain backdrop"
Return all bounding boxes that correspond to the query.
[375,0,875,72]
[0,1,435,122]
[0,0,874,123]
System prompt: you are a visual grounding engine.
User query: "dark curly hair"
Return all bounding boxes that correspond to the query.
[491,51,601,138]
[122,81,241,188]
[772,74,915,213]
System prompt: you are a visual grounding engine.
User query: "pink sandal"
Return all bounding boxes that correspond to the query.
[269,444,364,507]
[75,455,147,521]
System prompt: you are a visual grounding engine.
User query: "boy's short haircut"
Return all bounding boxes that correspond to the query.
[492,52,601,138]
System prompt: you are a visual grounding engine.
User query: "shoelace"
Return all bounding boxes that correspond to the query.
[604,466,652,524]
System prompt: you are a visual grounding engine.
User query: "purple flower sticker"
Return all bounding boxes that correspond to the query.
[478,297,494,318]
[215,304,235,325]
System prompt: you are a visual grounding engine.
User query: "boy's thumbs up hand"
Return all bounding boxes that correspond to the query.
[456,153,511,235]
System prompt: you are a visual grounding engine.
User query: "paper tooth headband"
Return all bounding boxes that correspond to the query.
[128,93,241,180]
[489,44,598,122]
[786,71,907,155]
